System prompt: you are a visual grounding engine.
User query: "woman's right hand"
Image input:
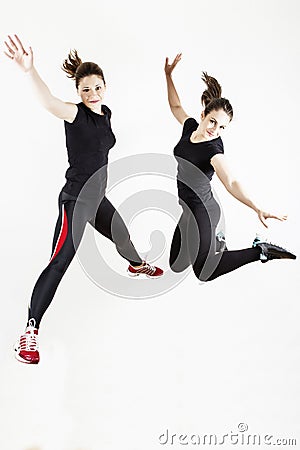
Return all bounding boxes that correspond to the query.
[4,34,33,72]
[165,53,182,76]
[256,209,288,228]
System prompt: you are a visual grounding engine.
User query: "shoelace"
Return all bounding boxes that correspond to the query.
[216,231,226,242]
[28,318,36,328]
[130,256,157,274]
[136,261,156,275]
[19,331,38,352]
[143,263,156,274]
[255,239,290,252]
[133,261,156,274]
[270,242,288,250]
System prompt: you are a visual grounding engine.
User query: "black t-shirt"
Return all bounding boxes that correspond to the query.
[62,102,116,196]
[174,117,224,205]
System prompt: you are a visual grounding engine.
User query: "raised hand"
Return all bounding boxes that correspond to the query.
[257,209,288,228]
[4,34,33,72]
[165,53,182,76]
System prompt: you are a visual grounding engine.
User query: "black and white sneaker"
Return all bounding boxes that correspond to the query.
[252,237,296,263]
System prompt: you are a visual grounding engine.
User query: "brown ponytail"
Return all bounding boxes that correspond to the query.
[62,49,82,80]
[201,71,233,121]
[201,72,222,108]
[62,49,106,89]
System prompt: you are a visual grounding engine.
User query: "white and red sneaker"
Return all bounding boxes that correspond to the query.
[14,318,40,364]
[127,261,163,278]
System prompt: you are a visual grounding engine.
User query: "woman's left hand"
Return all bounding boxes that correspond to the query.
[257,209,288,228]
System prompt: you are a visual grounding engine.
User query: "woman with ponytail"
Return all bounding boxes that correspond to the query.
[4,35,163,365]
[165,53,296,282]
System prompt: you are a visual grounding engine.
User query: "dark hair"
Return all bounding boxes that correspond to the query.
[201,71,233,121]
[62,49,106,89]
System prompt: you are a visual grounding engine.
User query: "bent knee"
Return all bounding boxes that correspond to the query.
[170,256,191,273]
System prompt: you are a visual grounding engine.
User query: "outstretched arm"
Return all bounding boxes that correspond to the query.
[4,35,77,123]
[164,53,189,125]
[211,153,288,228]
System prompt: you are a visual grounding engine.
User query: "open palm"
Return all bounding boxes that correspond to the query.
[165,53,182,76]
[257,209,288,228]
[4,34,33,72]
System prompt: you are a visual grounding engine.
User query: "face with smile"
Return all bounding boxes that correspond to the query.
[77,75,106,112]
[198,109,231,141]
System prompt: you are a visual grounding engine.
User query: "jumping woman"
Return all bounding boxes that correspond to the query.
[165,53,296,282]
[4,35,163,365]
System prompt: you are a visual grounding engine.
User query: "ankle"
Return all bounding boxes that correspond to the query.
[26,318,39,333]
[130,261,144,268]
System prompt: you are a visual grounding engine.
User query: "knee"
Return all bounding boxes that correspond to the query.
[110,222,130,248]
[192,266,209,282]
[169,251,175,269]
[169,253,190,273]
[115,231,131,250]
[49,257,72,275]
[192,256,207,281]
[169,260,184,273]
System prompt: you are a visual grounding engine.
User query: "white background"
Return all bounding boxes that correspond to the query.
[1,1,300,449]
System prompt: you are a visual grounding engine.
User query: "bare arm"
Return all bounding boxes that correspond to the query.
[211,153,288,228]
[26,66,77,122]
[4,34,77,123]
[164,53,189,125]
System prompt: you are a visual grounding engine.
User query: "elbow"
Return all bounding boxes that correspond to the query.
[45,97,63,117]
[170,104,181,111]
[39,99,54,113]
[46,96,57,110]
[225,178,239,193]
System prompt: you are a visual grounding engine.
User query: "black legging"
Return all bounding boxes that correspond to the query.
[170,198,260,281]
[28,190,142,327]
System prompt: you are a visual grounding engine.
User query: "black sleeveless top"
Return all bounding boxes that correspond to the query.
[174,118,224,205]
[62,102,116,197]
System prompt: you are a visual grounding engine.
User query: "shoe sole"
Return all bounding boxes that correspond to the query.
[127,271,163,279]
[262,250,296,261]
[14,353,39,364]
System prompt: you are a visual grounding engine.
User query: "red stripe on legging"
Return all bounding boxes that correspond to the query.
[49,205,68,262]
